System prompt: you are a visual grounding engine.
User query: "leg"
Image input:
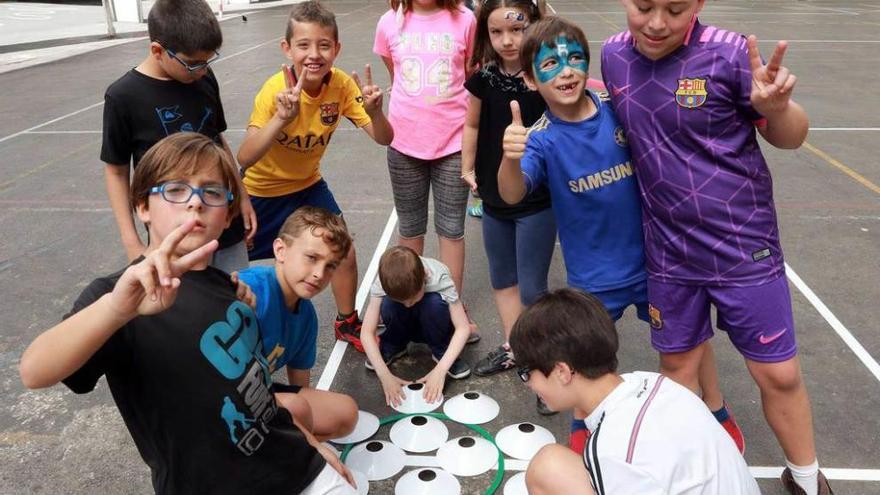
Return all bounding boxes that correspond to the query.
[429,152,469,293]
[526,444,595,495]
[330,243,358,315]
[697,341,724,410]
[387,147,430,254]
[514,207,556,306]
[379,297,415,353]
[659,342,708,393]
[275,392,314,434]
[296,388,359,442]
[247,194,298,261]
[413,292,454,359]
[482,211,521,340]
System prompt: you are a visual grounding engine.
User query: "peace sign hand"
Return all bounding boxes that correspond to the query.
[748,35,797,117]
[352,64,384,116]
[275,64,305,122]
[109,220,218,319]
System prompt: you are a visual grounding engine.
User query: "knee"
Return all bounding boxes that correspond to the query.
[526,444,572,493]
[337,395,359,437]
[277,393,314,432]
[660,353,701,390]
[755,361,804,394]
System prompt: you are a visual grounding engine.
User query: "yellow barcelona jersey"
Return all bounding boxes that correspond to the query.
[243,67,372,197]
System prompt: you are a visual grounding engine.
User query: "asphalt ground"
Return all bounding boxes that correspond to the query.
[1,0,879,493]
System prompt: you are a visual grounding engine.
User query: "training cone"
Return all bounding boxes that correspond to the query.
[390,414,449,453]
[503,472,528,495]
[495,422,556,460]
[351,469,369,495]
[443,391,499,424]
[436,436,498,476]
[345,441,407,481]
[395,468,461,495]
[391,383,443,414]
[331,410,380,445]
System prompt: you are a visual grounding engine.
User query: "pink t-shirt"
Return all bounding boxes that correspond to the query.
[373,7,476,160]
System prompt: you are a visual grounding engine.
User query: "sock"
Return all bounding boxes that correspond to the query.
[786,458,819,495]
[711,403,730,423]
[569,419,589,454]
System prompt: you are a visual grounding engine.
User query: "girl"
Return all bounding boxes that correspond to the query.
[373,0,476,315]
[460,0,556,411]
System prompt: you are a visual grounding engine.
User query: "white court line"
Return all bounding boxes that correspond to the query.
[0,36,281,144]
[316,208,399,391]
[809,128,880,131]
[786,263,880,384]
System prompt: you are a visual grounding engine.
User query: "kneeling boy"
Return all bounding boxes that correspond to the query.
[238,206,358,441]
[510,289,759,495]
[361,247,471,407]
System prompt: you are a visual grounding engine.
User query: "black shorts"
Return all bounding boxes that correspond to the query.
[272,382,302,394]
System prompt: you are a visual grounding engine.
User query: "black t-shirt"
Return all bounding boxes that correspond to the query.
[465,65,551,220]
[62,265,325,494]
[100,69,243,247]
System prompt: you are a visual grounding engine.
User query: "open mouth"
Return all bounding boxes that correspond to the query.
[556,81,579,95]
[302,62,324,73]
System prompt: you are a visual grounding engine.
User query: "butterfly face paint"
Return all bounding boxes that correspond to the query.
[504,11,525,22]
[533,36,588,84]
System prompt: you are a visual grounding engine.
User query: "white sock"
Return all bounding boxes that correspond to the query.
[786,458,819,495]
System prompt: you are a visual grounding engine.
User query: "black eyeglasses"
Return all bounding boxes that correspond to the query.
[149,182,233,207]
[165,47,220,73]
[517,366,532,383]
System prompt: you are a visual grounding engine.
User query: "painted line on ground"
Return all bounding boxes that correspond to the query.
[803,141,880,196]
[316,208,398,391]
[785,263,880,384]
[809,128,880,131]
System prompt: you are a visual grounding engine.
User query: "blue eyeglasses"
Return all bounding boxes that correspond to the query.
[165,47,220,73]
[517,366,532,383]
[149,182,233,207]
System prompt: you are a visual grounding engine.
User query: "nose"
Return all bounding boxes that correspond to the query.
[502,31,513,47]
[647,10,667,32]
[186,190,206,209]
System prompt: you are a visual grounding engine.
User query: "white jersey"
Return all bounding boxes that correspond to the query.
[583,372,759,495]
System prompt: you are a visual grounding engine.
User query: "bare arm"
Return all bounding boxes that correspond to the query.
[747,36,809,149]
[361,296,409,406]
[461,95,481,192]
[218,134,257,242]
[238,68,305,169]
[757,100,809,149]
[381,56,394,85]
[104,164,144,260]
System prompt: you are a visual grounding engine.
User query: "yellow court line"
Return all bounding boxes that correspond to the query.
[802,141,880,196]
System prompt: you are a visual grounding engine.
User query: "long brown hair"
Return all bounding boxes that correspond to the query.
[470,0,546,69]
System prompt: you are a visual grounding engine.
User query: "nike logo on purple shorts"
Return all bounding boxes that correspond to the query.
[758,328,788,345]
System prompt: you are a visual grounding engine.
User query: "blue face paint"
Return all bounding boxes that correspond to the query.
[533,36,588,84]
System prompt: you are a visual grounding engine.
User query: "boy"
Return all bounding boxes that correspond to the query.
[238,207,358,441]
[510,288,759,495]
[498,16,739,452]
[601,2,827,493]
[361,246,471,407]
[237,1,394,353]
[101,0,255,272]
[20,133,355,494]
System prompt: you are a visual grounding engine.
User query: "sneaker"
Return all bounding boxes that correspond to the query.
[433,355,471,379]
[474,345,515,377]
[467,200,483,218]
[781,468,834,495]
[715,403,745,454]
[364,347,407,371]
[537,396,558,416]
[334,311,364,353]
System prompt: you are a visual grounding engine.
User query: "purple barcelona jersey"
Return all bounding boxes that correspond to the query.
[601,20,784,287]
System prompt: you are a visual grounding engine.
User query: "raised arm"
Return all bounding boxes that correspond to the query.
[352,64,394,145]
[237,66,305,169]
[747,36,809,149]
[497,100,529,204]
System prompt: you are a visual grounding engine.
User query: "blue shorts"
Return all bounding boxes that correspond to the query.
[578,279,649,323]
[248,179,342,260]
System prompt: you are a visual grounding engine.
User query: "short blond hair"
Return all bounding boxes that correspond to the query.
[278,206,352,257]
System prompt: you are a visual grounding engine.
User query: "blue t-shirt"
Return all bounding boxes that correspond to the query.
[238,266,318,371]
[521,91,646,292]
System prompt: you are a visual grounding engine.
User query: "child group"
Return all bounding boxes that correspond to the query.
[18,0,832,493]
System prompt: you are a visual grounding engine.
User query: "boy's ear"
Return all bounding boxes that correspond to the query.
[149,41,164,60]
[272,238,287,262]
[280,38,291,55]
[135,201,150,224]
[553,362,575,385]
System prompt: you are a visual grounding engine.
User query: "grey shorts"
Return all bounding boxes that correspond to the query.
[387,147,469,239]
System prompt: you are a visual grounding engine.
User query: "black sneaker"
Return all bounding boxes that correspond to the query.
[474,345,515,376]
[536,396,557,416]
[433,355,471,379]
[364,347,407,371]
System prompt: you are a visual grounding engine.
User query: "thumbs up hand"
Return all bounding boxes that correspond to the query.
[503,100,529,161]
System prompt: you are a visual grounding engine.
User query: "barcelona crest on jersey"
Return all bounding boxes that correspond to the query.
[320,102,339,126]
[675,78,708,108]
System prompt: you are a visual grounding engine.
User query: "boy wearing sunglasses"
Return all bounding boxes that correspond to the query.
[509,288,759,495]
[101,0,256,273]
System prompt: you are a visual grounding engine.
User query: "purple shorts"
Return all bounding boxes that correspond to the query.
[647,275,797,363]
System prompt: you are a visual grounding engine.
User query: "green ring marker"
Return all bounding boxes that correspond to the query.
[339,412,506,495]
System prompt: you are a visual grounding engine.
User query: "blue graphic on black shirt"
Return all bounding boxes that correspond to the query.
[155,105,213,136]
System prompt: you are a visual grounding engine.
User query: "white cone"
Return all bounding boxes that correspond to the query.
[391,383,443,414]
[390,414,449,453]
[436,436,498,476]
[495,422,556,460]
[395,468,461,495]
[351,469,369,495]
[503,472,528,495]
[443,391,499,424]
[331,410,380,445]
[345,440,407,481]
